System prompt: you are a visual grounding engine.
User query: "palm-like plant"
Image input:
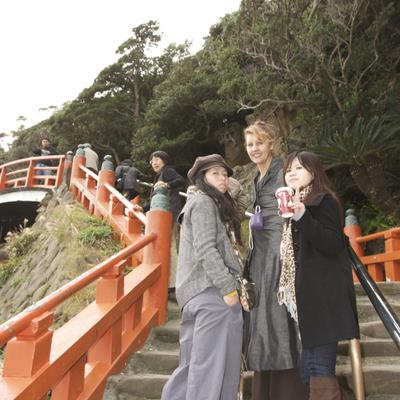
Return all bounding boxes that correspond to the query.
[313,115,400,222]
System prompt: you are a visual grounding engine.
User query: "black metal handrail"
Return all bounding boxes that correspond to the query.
[347,245,400,351]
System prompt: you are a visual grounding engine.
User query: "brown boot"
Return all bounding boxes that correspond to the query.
[309,376,343,400]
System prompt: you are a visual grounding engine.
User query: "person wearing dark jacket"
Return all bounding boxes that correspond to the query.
[280,151,359,399]
[33,136,59,175]
[149,150,185,221]
[149,150,185,289]
[115,159,146,200]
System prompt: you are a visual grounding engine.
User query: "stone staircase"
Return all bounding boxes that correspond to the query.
[105,283,400,400]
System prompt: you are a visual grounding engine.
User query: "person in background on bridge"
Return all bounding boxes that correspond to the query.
[32,135,59,176]
[82,143,99,173]
[161,154,243,400]
[115,159,146,201]
[149,150,185,290]
[115,159,133,192]
[281,151,359,399]
[242,121,307,400]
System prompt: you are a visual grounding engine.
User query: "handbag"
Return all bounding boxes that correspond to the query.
[226,226,258,312]
[250,205,263,230]
[236,250,258,311]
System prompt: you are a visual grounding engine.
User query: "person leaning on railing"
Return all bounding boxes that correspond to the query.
[148,150,185,290]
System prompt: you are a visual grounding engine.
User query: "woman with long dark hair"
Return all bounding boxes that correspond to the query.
[280,151,359,399]
[161,154,243,400]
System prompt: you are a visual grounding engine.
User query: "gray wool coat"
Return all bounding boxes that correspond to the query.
[175,191,241,309]
[243,157,302,371]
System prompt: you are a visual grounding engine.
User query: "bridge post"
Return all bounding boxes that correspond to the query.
[54,155,66,188]
[94,155,115,217]
[70,146,86,196]
[0,166,7,189]
[26,159,35,187]
[345,209,385,281]
[95,259,126,304]
[384,230,400,281]
[62,151,74,186]
[344,209,364,283]
[88,258,124,366]
[2,312,53,378]
[51,354,85,399]
[142,186,172,325]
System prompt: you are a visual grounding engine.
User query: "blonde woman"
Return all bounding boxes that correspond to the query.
[243,121,307,400]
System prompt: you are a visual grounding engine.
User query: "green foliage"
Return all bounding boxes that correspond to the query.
[10,232,40,257]
[0,257,22,286]
[77,217,118,252]
[131,51,246,172]
[313,115,400,169]
[358,204,394,235]
[0,232,39,286]
[3,3,400,225]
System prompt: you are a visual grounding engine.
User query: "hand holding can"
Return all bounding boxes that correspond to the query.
[275,186,294,218]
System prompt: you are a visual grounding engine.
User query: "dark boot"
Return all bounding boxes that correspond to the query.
[269,368,308,400]
[309,376,343,400]
[252,369,308,400]
[252,371,270,400]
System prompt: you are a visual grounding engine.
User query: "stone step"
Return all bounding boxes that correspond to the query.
[354,282,400,297]
[357,299,400,323]
[130,350,179,374]
[116,373,168,399]
[338,338,400,357]
[337,364,400,396]
[105,288,400,399]
[112,363,400,399]
[337,355,400,367]
[151,319,180,344]
[127,345,400,376]
[361,321,395,339]
[167,300,180,321]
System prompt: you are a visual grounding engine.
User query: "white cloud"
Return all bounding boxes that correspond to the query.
[0,0,240,141]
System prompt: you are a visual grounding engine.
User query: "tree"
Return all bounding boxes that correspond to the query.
[131,52,248,172]
[314,115,400,222]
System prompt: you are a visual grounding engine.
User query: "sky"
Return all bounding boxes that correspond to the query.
[0,0,241,149]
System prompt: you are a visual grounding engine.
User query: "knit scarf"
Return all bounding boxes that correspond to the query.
[277,185,312,322]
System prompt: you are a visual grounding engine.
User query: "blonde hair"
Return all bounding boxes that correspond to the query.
[243,120,281,156]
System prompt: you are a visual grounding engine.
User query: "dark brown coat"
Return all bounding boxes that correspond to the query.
[292,193,360,348]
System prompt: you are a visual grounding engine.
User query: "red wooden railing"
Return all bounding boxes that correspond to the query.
[69,154,145,249]
[0,155,67,190]
[345,210,400,282]
[0,152,172,399]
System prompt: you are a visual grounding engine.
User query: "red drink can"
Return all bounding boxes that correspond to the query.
[275,186,294,218]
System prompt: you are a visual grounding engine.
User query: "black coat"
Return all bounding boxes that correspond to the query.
[292,193,360,348]
[32,146,59,165]
[152,165,185,221]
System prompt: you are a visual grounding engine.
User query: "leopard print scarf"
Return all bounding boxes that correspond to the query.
[277,185,312,322]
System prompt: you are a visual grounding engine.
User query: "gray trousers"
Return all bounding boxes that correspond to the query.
[161,287,243,400]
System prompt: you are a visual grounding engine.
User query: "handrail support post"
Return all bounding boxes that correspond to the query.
[349,338,365,400]
[3,312,53,378]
